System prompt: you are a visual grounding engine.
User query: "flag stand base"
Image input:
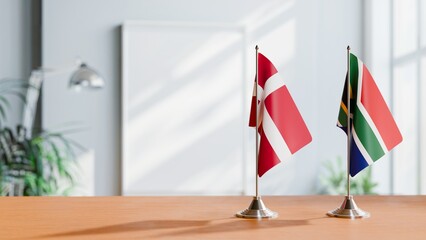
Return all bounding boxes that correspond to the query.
[327,195,370,219]
[236,196,278,219]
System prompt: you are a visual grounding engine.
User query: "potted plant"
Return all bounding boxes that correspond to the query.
[0,79,79,196]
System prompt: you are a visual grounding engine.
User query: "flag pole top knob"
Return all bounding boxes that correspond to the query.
[347,45,351,51]
[255,45,259,50]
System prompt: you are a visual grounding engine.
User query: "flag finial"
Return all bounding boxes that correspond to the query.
[255,45,259,50]
[347,45,351,51]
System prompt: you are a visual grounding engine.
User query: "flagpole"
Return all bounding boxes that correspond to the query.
[346,45,351,198]
[236,45,277,219]
[255,45,259,198]
[326,46,369,218]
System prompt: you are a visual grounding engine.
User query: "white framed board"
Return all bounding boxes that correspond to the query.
[121,21,248,195]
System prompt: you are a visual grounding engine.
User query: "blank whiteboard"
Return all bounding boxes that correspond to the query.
[121,21,247,195]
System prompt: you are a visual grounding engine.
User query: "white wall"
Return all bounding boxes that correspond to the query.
[42,0,363,195]
[364,0,393,194]
[0,0,32,127]
[365,0,426,195]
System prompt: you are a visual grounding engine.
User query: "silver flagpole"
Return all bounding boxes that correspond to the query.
[346,45,351,198]
[327,46,369,219]
[255,45,259,198]
[236,45,277,219]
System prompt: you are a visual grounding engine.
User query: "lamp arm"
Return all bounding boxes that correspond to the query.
[22,71,43,137]
[21,60,82,137]
[35,59,82,77]
[21,59,103,137]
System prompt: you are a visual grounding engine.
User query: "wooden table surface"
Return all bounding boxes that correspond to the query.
[0,195,425,239]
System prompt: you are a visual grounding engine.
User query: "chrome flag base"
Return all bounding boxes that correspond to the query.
[236,196,278,219]
[327,195,370,219]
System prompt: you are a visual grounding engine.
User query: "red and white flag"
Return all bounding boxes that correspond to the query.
[249,53,312,177]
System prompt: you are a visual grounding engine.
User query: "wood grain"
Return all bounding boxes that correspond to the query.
[0,196,425,239]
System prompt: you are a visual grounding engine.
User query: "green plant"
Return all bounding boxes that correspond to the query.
[0,125,81,196]
[319,156,378,195]
[0,78,80,196]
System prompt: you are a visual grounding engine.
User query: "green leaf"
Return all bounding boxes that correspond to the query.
[24,173,38,196]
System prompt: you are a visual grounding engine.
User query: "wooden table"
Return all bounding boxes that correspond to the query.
[0,196,425,239]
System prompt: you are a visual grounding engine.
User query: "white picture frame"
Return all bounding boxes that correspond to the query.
[121,21,248,195]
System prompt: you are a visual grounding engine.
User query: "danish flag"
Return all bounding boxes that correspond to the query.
[249,53,312,177]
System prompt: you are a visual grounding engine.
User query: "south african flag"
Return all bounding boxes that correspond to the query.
[338,53,403,177]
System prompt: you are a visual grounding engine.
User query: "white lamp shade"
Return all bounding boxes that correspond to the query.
[69,63,104,90]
